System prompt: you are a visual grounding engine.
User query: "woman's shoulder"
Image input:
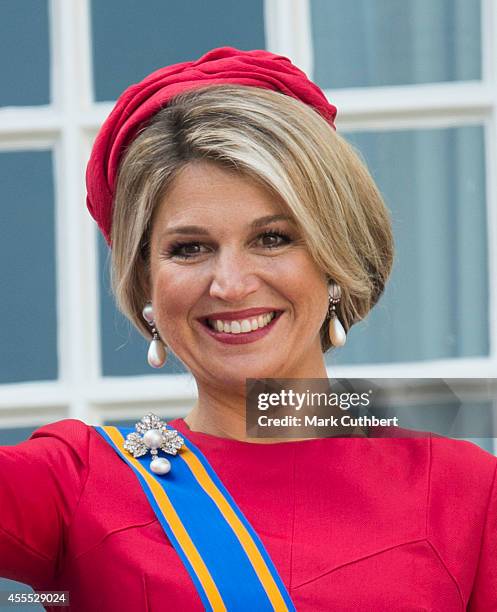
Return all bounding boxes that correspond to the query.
[8,419,94,476]
[369,429,497,510]
[27,418,93,452]
[423,435,497,601]
[30,417,92,438]
[375,425,496,479]
[429,433,497,477]
[426,434,497,515]
[26,418,128,461]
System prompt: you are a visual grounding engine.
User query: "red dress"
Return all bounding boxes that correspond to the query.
[0,418,496,611]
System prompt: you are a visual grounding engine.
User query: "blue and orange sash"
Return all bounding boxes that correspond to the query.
[95,425,295,611]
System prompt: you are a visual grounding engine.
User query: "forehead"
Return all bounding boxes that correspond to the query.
[152,161,289,229]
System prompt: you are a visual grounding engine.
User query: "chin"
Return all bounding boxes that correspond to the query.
[213,359,285,385]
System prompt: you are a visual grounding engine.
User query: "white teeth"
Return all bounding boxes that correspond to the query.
[240,320,252,333]
[208,312,277,334]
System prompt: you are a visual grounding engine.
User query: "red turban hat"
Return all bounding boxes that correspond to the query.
[86,46,337,245]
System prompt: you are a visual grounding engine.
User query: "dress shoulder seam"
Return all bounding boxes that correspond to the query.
[425,433,433,538]
[64,423,92,535]
[0,524,55,563]
[467,460,497,596]
[425,538,465,610]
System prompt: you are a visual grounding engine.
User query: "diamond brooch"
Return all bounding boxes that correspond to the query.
[123,412,184,475]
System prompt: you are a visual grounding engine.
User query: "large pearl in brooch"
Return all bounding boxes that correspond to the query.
[150,457,171,475]
[143,429,163,449]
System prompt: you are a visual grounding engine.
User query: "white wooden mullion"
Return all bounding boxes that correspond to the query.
[0,137,57,152]
[0,108,61,136]
[74,0,95,111]
[50,0,71,403]
[0,356,491,409]
[0,383,70,411]
[78,103,114,130]
[51,0,99,422]
[264,0,295,59]
[0,408,67,429]
[328,358,497,379]
[74,0,102,393]
[264,0,313,75]
[3,82,492,137]
[77,0,105,410]
[330,81,494,124]
[336,113,487,134]
[292,0,314,78]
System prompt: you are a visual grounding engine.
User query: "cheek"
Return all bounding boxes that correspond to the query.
[284,253,327,293]
[289,256,329,318]
[151,264,210,339]
[151,270,194,321]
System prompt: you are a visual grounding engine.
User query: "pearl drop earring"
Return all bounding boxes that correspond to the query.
[142,302,167,368]
[328,283,346,347]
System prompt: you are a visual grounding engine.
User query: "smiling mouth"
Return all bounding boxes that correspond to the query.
[201,311,283,334]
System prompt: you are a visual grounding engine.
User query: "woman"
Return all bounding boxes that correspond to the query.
[1,47,495,611]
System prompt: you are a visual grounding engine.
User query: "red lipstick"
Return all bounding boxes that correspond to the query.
[201,307,282,321]
[197,311,283,345]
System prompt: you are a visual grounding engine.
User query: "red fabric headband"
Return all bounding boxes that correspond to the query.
[86,46,337,245]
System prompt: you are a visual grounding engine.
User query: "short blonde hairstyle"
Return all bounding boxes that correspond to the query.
[111,84,394,353]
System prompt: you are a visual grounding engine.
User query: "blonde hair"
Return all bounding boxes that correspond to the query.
[111,84,394,352]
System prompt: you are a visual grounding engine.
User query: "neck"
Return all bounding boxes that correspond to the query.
[184,356,330,443]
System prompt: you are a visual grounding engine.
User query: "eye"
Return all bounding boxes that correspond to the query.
[165,241,208,259]
[163,228,292,260]
[257,230,292,248]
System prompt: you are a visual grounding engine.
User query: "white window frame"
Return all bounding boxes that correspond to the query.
[0,0,495,449]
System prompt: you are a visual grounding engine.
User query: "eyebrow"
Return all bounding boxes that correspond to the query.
[161,214,295,237]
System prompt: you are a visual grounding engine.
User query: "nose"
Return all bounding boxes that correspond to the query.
[209,248,261,303]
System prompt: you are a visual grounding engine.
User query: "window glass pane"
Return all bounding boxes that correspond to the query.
[0,579,43,611]
[0,0,50,106]
[311,0,481,88]
[99,234,188,377]
[0,151,57,382]
[0,426,38,446]
[466,439,496,455]
[91,0,266,102]
[329,125,488,365]
[104,419,141,428]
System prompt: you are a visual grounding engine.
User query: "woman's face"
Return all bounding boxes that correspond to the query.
[149,160,329,389]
